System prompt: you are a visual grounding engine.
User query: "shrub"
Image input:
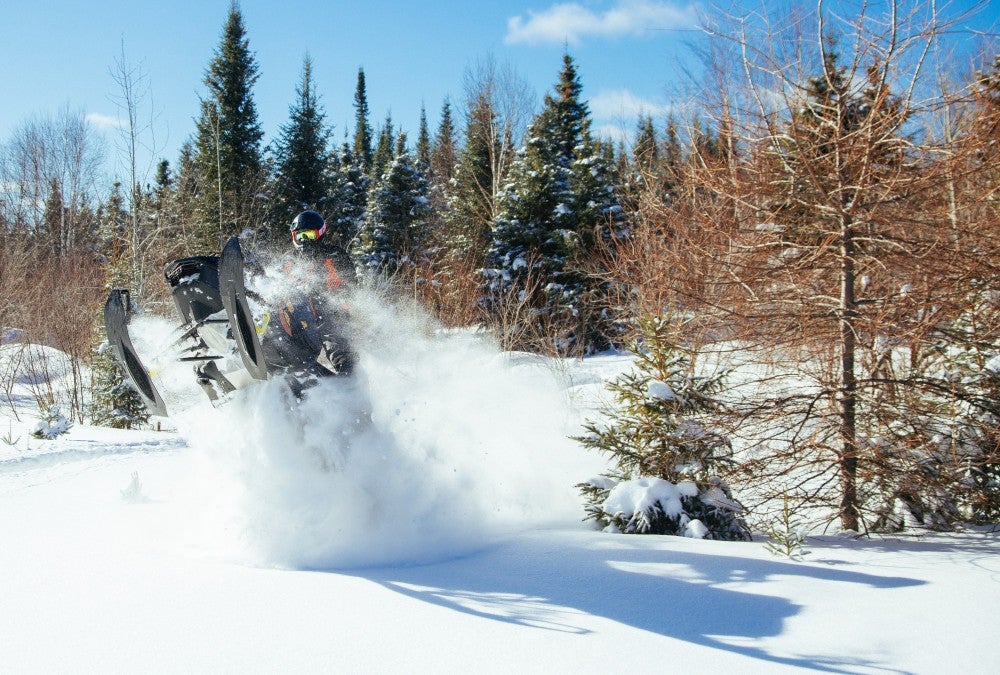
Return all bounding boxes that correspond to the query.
[576,313,750,540]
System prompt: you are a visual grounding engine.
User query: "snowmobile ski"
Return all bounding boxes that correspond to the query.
[219,236,268,381]
[103,289,168,417]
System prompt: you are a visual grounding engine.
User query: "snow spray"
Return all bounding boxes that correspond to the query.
[144,281,589,569]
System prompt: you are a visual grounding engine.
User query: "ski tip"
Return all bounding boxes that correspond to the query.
[222,235,242,258]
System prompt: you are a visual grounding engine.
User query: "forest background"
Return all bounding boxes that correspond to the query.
[2,0,1000,537]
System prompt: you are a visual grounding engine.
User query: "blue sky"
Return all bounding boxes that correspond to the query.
[3,0,997,183]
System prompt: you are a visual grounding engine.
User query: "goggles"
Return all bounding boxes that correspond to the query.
[292,228,322,244]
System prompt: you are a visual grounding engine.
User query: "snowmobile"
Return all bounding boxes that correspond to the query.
[103,236,355,417]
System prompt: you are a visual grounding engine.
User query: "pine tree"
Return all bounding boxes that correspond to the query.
[150,159,173,218]
[358,151,430,276]
[352,67,373,171]
[269,55,333,239]
[572,130,627,246]
[576,313,749,540]
[193,2,264,245]
[485,53,624,354]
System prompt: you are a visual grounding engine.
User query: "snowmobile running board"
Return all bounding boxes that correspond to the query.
[103,289,169,417]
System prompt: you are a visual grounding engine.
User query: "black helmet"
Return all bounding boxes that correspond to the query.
[290,210,327,248]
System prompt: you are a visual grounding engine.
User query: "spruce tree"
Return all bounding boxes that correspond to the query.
[167,142,202,254]
[661,115,683,201]
[447,91,499,262]
[634,115,658,169]
[416,105,431,170]
[427,99,458,238]
[485,53,624,354]
[193,2,264,246]
[430,99,457,184]
[576,313,749,540]
[39,178,65,256]
[352,67,373,171]
[270,55,333,239]
[358,151,430,276]
[326,143,369,248]
[371,113,395,181]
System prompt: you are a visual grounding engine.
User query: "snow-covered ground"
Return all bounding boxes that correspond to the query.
[2,299,999,673]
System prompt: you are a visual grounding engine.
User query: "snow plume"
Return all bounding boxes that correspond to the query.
[175,285,590,570]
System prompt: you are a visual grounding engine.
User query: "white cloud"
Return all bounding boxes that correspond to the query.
[85,112,123,130]
[505,1,696,45]
[592,122,632,144]
[589,88,671,119]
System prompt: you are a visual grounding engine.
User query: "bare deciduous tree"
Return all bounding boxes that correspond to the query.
[617,0,999,531]
[0,106,105,255]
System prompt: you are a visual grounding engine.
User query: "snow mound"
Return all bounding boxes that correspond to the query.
[0,342,76,386]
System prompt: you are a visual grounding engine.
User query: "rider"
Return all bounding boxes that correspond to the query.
[289,210,357,290]
[268,210,357,378]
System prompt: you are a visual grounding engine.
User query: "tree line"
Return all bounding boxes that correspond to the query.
[1,1,998,535]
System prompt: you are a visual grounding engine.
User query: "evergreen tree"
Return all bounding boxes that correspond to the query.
[38,177,65,256]
[485,53,624,354]
[416,105,431,170]
[193,2,264,246]
[661,114,684,202]
[430,99,457,184]
[269,55,333,239]
[352,67,373,171]
[151,159,172,212]
[395,129,408,157]
[325,143,369,248]
[619,115,659,212]
[447,91,499,262]
[358,151,430,275]
[143,157,192,288]
[423,99,459,296]
[576,313,749,540]
[167,142,202,254]
[634,115,658,168]
[427,99,458,243]
[371,113,396,181]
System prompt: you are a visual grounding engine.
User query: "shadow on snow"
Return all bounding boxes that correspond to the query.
[349,532,925,673]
